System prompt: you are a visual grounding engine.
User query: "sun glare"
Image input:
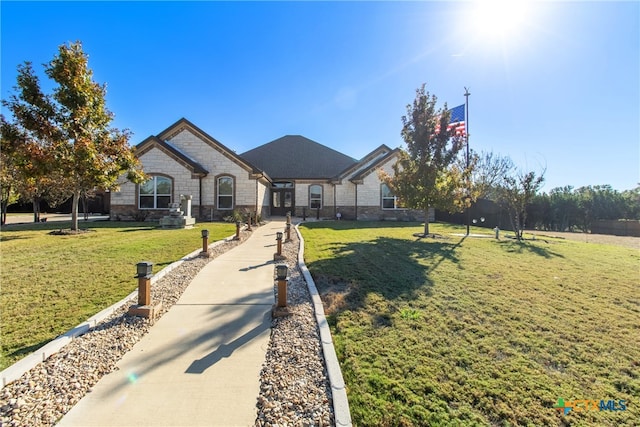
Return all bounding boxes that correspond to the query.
[470,0,531,42]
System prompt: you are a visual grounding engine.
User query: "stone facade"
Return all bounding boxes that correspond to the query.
[111,120,270,222]
[111,118,433,223]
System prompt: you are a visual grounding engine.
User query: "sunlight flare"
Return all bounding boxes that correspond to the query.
[469,0,532,42]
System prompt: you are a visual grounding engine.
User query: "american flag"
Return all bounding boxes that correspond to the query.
[447,104,466,137]
[435,104,466,137]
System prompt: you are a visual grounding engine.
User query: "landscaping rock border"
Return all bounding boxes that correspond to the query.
[0,223,345,426]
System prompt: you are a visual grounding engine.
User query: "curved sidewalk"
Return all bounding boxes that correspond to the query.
[57,221,285,427]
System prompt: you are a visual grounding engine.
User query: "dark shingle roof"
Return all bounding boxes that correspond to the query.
[239,135,357,180]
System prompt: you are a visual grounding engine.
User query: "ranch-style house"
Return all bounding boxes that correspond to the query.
[110,118,430,222]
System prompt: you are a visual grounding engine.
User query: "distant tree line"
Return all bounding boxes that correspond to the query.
[526,184,640,232]
[443,149,639,235]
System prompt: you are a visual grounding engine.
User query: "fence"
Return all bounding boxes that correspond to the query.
[591,220,640,237]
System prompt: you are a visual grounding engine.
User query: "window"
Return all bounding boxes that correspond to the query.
[309,185,323,209]
[273,181,294,188]
[217,176,233,209]
[381,183,403,209]
[139,176,172,209]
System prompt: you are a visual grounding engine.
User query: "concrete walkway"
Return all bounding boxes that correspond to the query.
[57,221,285,427]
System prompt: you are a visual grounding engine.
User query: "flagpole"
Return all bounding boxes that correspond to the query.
[464,87,470,236]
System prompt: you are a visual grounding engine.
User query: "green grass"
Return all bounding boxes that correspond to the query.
[0,220,235,370]
[300,221,640,426]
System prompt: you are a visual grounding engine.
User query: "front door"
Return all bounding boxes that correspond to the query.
[271,188,294,216]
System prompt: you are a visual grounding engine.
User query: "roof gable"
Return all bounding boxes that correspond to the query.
[154,118,263,176]
[334,144,393,181]
[350,148,400,184]
[240,135,357,180]
[136,136,208,175]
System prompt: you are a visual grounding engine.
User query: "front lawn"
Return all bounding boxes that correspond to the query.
[300,221,639,426]
[0,221,235,370]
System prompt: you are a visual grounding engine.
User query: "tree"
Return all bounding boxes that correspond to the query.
[621,185,640,219]
[470,150,514,200]
[547,186,580,231]
[575,185,626,231]
[381,84,470,236]
[497,170,545,240]
[0,119,22,225]
[2,42,144,231]
[0,112,65,223]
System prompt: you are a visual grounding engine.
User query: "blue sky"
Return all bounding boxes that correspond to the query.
[1,1,638,192]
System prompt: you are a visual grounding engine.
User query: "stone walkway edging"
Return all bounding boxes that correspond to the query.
[1,235,235,388]
[295,224,353,427]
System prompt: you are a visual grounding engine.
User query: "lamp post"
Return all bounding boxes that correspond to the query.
[201,229,209,256]
[285,223,291,242]
[275,264,288,308]
[128,261,161,319]
[135,261,153,306]
[235,220,241,240]
[276,231,283,256]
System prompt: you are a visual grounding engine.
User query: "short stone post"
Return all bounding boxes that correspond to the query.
[494,226,500,240]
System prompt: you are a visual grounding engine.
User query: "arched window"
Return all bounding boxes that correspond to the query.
[139,176,172,209]
[217,176,234,209]
[381,183,402,209]
[309,184,323,209]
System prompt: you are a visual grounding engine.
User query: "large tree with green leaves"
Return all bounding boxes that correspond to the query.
[2,41,144,230]
[382,84,472,236]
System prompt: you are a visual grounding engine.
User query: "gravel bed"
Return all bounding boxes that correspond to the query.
[256,228,334,426]
[0,224,334,427]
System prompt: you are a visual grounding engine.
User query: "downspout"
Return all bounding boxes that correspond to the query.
[355,183,358,221]
[198,176,203,221]
[333,183,337,219]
